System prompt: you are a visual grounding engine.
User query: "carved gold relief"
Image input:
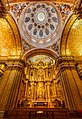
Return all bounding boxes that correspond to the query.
[61,13,82,57]
[17,59,63,108]
[0,13,22,59]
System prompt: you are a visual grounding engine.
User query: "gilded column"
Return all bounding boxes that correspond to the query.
[53,80,57,98]
[45,68,48,79]
[45,82,48,101]
[30,82,35,107]
[56,57,82,110]
[25,64,30,79]
[47,82,50,102]
[46,82,51,107]
[24,79,29,98]
[0,60,25,116]
[34,82,37,101]
[71,63,82,107]
[30,82,34,101]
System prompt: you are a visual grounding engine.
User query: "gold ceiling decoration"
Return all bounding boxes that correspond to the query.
[61,14,82,57]
[0,13,22,60]
[61,0,82,57]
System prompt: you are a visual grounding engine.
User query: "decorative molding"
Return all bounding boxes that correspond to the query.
[6,60,25,70]
[18,1,62,48]
[74,0,82,19]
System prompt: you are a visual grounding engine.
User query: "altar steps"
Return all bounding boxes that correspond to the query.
[3,108,82,119]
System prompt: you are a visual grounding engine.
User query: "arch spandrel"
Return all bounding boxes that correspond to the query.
[60,14,82,58]
[0,13,22,60]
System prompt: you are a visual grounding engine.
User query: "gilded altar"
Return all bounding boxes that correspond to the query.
[17,59,64,108]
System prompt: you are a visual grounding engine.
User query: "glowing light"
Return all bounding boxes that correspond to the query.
[66,49,71,55]
[39,40,44,43]
[37,111,43,113]
[46,39,51,42]
[32,39,37,42]
[38,12,45,22]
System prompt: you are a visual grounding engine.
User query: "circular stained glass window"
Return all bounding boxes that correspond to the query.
[18,2,62,48]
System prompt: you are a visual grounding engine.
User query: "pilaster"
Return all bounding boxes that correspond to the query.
[53,80,57,98]
[0,60,25,118]
[24,79,29,98]
[56,56,82,110]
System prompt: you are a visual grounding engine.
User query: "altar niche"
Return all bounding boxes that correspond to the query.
[16,60,64,108]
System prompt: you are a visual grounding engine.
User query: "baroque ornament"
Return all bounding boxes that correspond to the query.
[18,2,62,48]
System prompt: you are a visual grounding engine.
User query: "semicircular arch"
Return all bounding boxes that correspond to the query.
[60,14,82,57]
[23,48,58,61]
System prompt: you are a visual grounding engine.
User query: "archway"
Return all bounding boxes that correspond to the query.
[17,48,64,109]
[23,48,58,61]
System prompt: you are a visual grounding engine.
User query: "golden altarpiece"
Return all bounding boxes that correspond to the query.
[17,60,64,108]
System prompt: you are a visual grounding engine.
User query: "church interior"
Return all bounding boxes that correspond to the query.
[0,0,82,118]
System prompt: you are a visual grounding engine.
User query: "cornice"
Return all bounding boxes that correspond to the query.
[55,56,82,69]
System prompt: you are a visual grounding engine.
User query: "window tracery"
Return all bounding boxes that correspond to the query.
[18,2,62,48]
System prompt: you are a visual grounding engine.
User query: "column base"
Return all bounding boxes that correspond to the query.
[0,111,5,118]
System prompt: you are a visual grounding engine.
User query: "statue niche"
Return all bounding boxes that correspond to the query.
[37,66,45,100]
[16,60,64,108]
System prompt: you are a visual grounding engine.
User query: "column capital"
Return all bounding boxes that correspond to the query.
[55,56,76,70]
[6,60,25,70]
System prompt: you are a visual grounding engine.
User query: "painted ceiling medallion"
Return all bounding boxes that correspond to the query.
[18,2,62,48]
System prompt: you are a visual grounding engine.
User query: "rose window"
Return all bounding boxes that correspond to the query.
[18,2,62,48]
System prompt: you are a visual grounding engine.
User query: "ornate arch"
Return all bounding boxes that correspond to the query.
[23,48,58,61]
[60,14,82,57]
